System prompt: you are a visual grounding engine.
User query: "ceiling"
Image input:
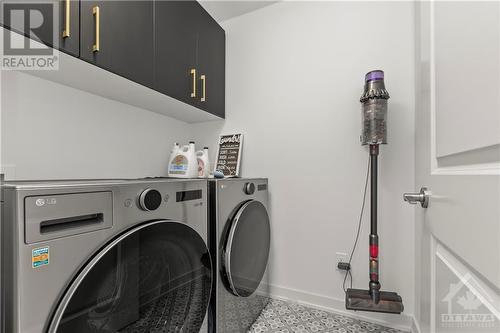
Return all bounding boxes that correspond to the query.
[199,1,278,22]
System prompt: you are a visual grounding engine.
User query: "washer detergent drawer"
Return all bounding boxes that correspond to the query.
[24,191,113,244]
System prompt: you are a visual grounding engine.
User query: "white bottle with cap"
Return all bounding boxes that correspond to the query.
[167,143,180,170]
[196,147,210,178]
[168,141,198,178]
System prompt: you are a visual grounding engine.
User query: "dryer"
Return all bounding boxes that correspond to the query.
[208,178,271,333]
[1,179,212,333]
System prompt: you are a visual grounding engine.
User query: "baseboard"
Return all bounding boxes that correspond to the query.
[411,315,421,333]
[266,283,415,332]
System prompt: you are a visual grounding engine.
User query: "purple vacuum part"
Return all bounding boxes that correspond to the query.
[365,70,384,82]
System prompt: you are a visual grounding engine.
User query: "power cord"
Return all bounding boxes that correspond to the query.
[342,155,371,293]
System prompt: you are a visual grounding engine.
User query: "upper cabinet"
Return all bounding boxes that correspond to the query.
[0,0,225,119]
[155,0,225,118]
[197,8,225,118]
[80,0,155,89]
[155,1,199,107]
[0,0,80,56]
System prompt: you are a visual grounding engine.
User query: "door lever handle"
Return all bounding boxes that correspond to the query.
[403,187,430,208]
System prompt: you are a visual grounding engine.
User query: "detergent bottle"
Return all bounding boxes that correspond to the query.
[168,142,198,178]
[196,147,210,178]
[168,142,180,167]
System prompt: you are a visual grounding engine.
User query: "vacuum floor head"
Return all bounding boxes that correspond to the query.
[346,288,404,314]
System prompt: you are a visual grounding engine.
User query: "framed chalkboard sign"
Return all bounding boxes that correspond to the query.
[214,134,243,177]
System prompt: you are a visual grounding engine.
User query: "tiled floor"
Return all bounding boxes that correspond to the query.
[248,299,408,333]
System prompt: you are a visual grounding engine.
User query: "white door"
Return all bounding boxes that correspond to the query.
[414,1,500,332]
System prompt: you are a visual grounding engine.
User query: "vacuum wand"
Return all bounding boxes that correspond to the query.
[369,144,380,304]
[345,70,404,314]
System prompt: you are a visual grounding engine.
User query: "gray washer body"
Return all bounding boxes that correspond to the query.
[1,179,210,333]
[208,178,270,333]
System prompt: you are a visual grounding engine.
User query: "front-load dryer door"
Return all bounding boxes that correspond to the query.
[223,200,270,297]
[47,220,212,333]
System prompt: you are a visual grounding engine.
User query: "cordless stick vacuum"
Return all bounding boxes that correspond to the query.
[345,70,404,314]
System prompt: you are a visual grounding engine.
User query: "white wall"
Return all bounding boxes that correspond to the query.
[191,1,416,329]
[0,1,416,330]
[1,71,190,179]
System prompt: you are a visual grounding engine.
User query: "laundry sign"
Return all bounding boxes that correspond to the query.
[215,134,243,177]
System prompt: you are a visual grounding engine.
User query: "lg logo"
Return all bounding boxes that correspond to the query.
[35,198,56,207]
[3,2,54,56]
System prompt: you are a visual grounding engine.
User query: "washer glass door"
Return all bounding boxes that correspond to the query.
[48,221,212,333]
[223,200,270,297]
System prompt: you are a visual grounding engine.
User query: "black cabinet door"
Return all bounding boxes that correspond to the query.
[155,0,199,106]
[0,0,79,56]
[197,8,225,118]
[80,0,154,88]
[155,0,225,118]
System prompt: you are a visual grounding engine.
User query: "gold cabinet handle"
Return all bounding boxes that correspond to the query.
[200,75,206,102]
[190,69,196,98]
[62,0,70,38]
[92,6,100,52]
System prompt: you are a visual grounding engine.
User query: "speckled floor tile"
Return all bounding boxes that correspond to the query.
[247,299,408,333]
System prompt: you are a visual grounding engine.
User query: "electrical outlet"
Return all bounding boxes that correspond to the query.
[336,252,348,268]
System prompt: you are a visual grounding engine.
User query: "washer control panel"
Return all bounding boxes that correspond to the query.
[139,188,162,211]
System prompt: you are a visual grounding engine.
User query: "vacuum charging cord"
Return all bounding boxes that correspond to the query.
[342,155,371,293]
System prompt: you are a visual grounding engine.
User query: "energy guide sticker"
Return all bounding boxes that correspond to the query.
[32,247,49,268]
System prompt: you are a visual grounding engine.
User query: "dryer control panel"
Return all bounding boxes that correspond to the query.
[244,182,255,195]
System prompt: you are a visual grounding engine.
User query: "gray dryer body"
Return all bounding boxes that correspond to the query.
[209,178,271,333]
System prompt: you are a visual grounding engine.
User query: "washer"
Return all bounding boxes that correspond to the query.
[208,178,271,333]
[1,179,212,333]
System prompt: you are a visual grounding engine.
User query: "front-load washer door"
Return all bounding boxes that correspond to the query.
[47,220,212,333]
[223,200,270,297]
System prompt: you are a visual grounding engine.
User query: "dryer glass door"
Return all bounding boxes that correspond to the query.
[48,220,212,333]
[224,200,270,297]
